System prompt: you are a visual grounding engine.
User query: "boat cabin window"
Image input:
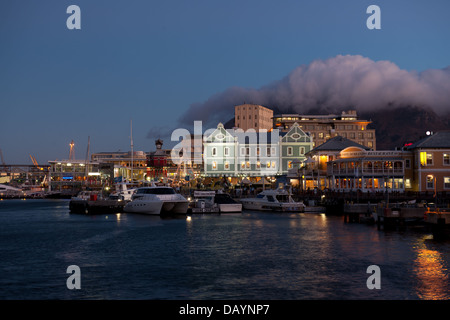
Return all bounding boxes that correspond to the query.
[136,188,176,195]
[276,195,290,202]
[256,194,265,199]
[267,195,275,202]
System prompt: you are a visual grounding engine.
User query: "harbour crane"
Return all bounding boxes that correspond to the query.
[29,154,44,171]
[29,154,38,166]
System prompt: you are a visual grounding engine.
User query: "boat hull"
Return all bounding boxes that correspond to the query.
[218,203,243,213]
[124,200,189,215]
[124,200,163,215]
[241,200,305,212]
[162,201,189,214]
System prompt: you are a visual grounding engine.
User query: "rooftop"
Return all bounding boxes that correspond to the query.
[407,131,450,149]
[307,136,370,153]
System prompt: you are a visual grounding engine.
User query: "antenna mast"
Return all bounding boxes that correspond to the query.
[69,140,75,161]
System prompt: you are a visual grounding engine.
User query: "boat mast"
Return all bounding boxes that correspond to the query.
[84,136,90,187]
[130,119,133,183]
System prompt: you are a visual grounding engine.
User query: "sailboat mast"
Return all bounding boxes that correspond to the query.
[84,136,90,184]
[130,120,133,183]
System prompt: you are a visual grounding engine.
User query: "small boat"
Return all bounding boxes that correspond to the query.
[189,191,219,213]
[214,191,242,213]
[109,183,136,201]
[240,188,305,212]
[0,184,24,198]
[124,186,189,215]
[71,190,101,201]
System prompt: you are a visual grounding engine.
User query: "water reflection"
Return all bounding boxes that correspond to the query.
[413,237,450,300]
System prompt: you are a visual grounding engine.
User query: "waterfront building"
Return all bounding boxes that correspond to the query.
[406,131,450,193]
[146,139,169,182]
[203,122,313,181]
[91,150,148,182]
[235,103,274,131]
[326,147,410,193]
[172,134,204,182]
[48,159,104,195]
[272,110,376,150]
[303,136,370,190]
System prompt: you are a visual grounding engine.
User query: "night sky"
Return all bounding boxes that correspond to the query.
[1,0,449,163]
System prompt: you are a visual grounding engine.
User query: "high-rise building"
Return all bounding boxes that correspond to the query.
[273,110,376,150]
[235,104,273,131]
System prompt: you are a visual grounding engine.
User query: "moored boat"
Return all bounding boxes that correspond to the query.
[124,186,189,215]
[214,192,242,213]
[188,190,219,213]
[240,188,305,212]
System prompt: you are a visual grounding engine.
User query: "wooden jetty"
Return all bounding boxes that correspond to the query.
[375,206,426,229]
[69,199,128,214]
[424,209,450,240]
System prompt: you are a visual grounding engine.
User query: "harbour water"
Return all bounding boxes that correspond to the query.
[0,199,449,300]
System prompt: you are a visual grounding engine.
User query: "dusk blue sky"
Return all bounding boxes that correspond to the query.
[1,0,450,163]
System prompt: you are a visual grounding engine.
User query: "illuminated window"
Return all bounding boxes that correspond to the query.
[256,161,261,169]
[405,179,411,189]
[224,161,230,170]
[266,161,271,168]
[272,161,276,168]
[426,175,434,189]
[241,162,245,169]
[246,161,250,169]
[288,161,293,169]
[427,153,433,165]
[444,154,450,165]
[212,161,217,170]
[444,177,450,189]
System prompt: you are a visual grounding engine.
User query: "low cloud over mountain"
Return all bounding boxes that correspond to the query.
[177,54,450,129]
[149,54,450,149]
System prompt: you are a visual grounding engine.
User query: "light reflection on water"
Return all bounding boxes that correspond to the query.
[413,237,450,300]
[0,199,450,299]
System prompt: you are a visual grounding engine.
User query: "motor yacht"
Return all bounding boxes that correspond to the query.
[240,188,305,212]
[188,190,219,213]
[109,183,136,201]
[214,191,242,213]
[0,184,23,198]
[124,186,189,215]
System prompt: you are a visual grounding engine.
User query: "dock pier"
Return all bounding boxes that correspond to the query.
[425,210,450,240]
[375,206,426,230]
[69,199,128,214]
